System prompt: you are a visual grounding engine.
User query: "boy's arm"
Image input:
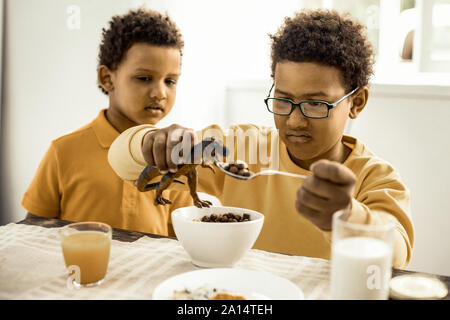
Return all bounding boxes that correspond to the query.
[297,159,413,269]
[22,142,62,218]
[110,123,286,221]
[108,123,265,197]
[108,124,223,191]
[348,185,413,269]
[107,124,158,184]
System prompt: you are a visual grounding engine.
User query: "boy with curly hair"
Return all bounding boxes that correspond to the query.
[22,8,193,236]
[108,10,414,268]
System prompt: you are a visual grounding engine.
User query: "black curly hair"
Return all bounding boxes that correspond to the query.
[270,9,375,91]
[97,8,184,95]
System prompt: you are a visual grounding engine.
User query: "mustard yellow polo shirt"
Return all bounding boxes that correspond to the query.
[22,109,193,236]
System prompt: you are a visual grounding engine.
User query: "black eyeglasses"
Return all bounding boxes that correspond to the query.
[264,84,359,119]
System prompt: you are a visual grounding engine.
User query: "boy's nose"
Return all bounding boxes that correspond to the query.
[149,82,166,101]
[286,105,308,128]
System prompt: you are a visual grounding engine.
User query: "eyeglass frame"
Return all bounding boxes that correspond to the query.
[264,83,360,119]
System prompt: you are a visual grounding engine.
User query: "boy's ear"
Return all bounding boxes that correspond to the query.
[97,65,114,93]
[349,86,369,119]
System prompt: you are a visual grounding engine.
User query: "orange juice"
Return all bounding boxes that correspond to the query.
[61,231,111,285]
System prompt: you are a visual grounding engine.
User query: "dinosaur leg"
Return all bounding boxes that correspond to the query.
[142,182,159,191]
[137,166,161,192]
[154,173,175,205]
[187,168,213,208]
[142,179,184,192]
[200,163,216,174]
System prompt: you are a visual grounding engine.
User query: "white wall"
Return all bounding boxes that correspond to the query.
[1,0,450,276]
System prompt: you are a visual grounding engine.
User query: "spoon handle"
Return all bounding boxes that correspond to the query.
[257,170,309,179]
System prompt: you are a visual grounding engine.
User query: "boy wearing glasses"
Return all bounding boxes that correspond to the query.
[108,10,413,268]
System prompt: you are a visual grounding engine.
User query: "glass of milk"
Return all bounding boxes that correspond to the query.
[330,209,395,300]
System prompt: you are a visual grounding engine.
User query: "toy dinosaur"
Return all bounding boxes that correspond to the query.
[136,137,229,208]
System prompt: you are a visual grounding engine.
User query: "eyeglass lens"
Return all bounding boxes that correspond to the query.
[267,98,328,117]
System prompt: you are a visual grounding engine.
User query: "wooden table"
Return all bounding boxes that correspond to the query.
[18,215,450,300]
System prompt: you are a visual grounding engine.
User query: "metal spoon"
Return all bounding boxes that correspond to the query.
[214,161,309,181]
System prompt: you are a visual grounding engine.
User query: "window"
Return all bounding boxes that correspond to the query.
[302,0,450,78]
[415,0,450,72]
[431,0,450,62]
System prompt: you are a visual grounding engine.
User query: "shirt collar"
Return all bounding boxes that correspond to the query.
[91,109,120,149]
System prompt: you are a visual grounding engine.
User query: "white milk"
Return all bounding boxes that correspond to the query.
[330,237,393,300]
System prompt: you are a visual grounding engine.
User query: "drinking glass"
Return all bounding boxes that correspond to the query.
[60,222,112,288]
[330,209,395,300]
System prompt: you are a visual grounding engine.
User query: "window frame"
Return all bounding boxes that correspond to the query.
[413,0,450,73]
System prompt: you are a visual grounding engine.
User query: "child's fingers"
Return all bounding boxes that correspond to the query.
[142,132,155,166]
[301,176,353,210]
[180,129,196,164]
[297,187,330,211]
[167,128,184,172]
[166,125,196,168]
[301,175,349,200]
[310,159,355,186]
[295,195,332,230]
[153,133,168,174]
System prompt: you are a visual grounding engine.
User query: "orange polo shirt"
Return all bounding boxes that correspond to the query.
[21,109,193,236]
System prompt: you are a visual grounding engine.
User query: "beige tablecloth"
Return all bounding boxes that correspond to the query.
[0,223,331,299]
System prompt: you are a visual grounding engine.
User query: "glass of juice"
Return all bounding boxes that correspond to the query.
[60,222,112,287]
[330,209,395,300]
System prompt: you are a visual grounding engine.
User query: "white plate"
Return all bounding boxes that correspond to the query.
[152,268,304,300]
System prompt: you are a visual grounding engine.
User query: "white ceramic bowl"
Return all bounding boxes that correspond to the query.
[171,206,264,268]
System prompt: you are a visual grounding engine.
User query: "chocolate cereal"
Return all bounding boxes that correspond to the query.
[201,213,251,223]
[223,160,251,177]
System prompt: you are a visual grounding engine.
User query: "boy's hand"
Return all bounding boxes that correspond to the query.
[141,124,196,174]
[296,159,356,230]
